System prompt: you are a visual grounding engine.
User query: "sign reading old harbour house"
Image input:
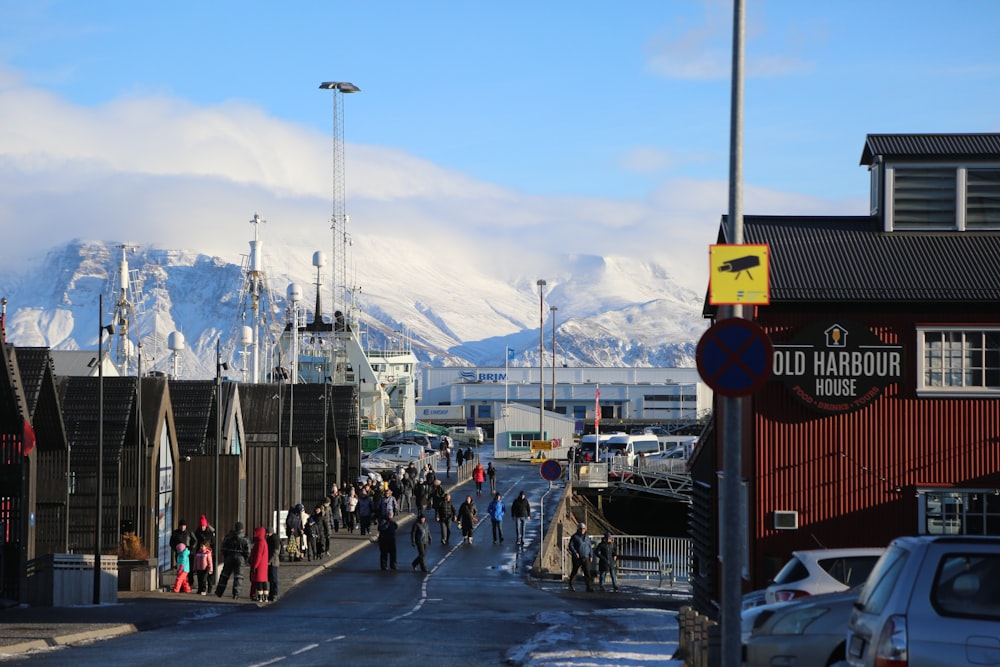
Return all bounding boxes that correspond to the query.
[771,321,903,413]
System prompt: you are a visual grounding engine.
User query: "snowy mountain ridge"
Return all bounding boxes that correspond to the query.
[0,238,707,379]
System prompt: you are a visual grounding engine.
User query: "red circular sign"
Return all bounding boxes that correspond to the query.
[696,318,773,397]
[539,459,562,481]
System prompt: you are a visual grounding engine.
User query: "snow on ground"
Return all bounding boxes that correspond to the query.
[507,607,685,666]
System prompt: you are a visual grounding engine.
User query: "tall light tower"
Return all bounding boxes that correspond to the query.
[319,81,360,318]
[537,279,546,440]
[550,305,558,411]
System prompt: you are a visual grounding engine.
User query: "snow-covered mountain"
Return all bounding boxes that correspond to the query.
[0,239,707,379]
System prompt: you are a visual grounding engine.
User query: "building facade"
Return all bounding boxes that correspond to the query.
[691,133,1000,614]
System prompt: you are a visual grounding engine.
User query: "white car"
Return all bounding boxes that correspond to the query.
[765,547,884,604]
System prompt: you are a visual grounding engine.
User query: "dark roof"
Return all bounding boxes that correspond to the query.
[168,380,216,454]
[57,376,136,461]
[723,215,1000,302]
[861,133,1000,165]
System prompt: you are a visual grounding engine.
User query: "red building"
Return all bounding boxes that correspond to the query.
[691,133,1000,614]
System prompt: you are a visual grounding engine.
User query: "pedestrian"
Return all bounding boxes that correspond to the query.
[172,543,192,593]
[456,447,465,467]
[168,519,196,568]
[487,462,497,494]
[458,494,478,545]
[192,540,214,595]
[441,437,453,478]
[511,490,531,545]
[413,478,426,513]
[304,514,318,561]
[378,488,399,521]
[567,522,594,592]
[328,492,342,533]
[265,526,281,602]
[357,490,375,535]
[410,513,431,573]
[285,503,305,561]
[487,492,506,544]
[473,462,486,496]
[435,492,456,545]
[215,521,250,599]
[400,471,414,512]
[464,446,473,464]
[317,501,333,554]
[425,463,436,488]
[343,488,358,533]
[194,515,216,551]
[377,513,399,570]
[595,532,619,592]
[430,479,446,514]
[249,526,270,602]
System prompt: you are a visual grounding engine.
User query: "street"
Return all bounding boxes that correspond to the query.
[9,460,687,666]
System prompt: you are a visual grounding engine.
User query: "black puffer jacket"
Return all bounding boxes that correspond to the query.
[221,526,250,565]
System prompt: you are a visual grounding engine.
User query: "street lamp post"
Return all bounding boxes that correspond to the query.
[537,279,546,440]
[550,305,557,411]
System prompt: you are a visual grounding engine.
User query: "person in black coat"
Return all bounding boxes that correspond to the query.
[377,514,399,570]
[169,519,196,568]
[435,493,456,545]
[215,522,251,599]
[410,513,432,573]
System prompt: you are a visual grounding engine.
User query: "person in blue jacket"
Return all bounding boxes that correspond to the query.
[487,492,506,544]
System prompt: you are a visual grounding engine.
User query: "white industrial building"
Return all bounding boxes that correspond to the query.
[418,365,710,431]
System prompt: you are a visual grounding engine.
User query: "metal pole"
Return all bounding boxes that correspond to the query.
[323,379,329,495]
[136,343,142,538]
[215,340,222,577]
[550,306,557,411]
[94,296,105,604]
[537,279,546,440]
[276,385,282,532]
[722,1,747,664]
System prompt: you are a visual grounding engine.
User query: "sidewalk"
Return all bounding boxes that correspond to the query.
[0,505,433,659]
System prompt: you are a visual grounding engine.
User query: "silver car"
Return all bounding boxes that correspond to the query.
[846,535,1000,667]
[743,588,858,667]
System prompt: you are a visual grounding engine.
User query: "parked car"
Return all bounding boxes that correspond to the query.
[357,466,384,486]
[744,588,858,667]
[846,535,1000,667]
[361,442,427,471]
[765,547,884,604]
[385,432,435,450]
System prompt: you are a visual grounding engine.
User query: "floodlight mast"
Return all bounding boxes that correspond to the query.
[319,81,360,320]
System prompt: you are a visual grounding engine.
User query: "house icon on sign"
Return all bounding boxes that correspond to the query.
[824,324,848,348]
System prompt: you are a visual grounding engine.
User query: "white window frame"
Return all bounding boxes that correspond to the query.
[918,488,1000,536]
[917,326,1000,396]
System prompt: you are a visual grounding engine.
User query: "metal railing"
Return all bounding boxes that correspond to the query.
[560,534,692,588]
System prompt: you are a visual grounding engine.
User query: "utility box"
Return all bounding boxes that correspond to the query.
[25,554,118,606]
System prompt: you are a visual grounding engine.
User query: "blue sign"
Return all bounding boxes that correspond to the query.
[539,459,562,482]
[696,318,773,397]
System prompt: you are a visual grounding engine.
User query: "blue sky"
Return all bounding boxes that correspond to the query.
[1,1,998,289]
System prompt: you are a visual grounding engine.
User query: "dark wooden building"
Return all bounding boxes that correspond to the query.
[692,133,1000,614]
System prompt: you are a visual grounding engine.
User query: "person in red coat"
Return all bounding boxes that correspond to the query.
[473,462,486,496]
[249,526,270,602]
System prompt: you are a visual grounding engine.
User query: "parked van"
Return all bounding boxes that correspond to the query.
[576,432,624,462]
[448,426,485,445]
[605,433,661,466]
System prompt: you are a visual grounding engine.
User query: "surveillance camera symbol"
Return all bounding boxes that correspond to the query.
[718,254,760,279]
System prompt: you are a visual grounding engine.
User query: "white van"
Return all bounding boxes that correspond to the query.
[605,433,661,466]
[448,426,485,445]
[576,432,624,462]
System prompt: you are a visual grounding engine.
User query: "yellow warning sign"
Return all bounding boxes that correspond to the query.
[709,244,770,305]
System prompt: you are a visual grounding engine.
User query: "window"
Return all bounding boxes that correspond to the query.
[508,432,537,450]
[476,404,491,419]
[919,327,1000,394]
[919,489,1000,536]
[891,168,956,229]
[966,169,1000,228]
[887,165,1000,231]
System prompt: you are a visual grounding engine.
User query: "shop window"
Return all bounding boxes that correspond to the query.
[919,490,1000,536]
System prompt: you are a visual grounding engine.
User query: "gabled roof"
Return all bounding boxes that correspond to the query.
[861,133,1000,165]
[168,380,216,455]
[721,215,1000,303]
[57,376,136,460]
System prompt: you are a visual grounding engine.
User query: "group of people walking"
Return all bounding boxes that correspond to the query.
[166,457,635,604]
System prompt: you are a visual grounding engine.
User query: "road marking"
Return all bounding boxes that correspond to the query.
[292,644,319,655]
